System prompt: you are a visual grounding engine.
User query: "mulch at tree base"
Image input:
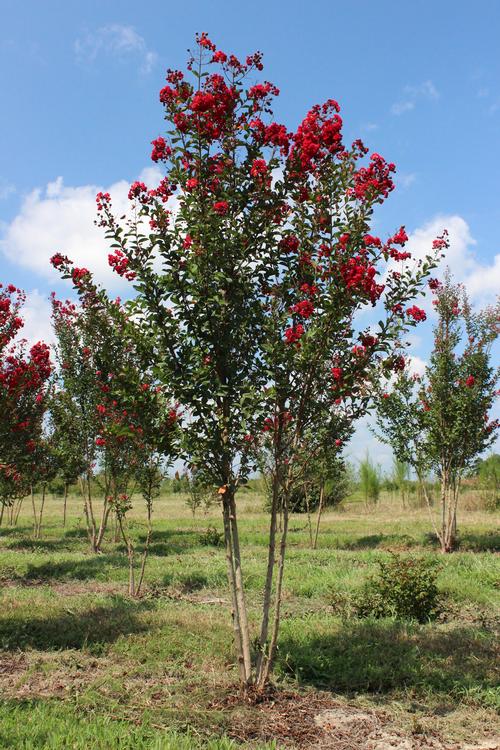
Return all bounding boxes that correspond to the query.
[209,686,499,750]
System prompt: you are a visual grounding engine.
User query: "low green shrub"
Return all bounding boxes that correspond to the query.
[198,525,224,547]
[354,554,441,622]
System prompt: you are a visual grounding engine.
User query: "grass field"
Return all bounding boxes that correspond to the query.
[0,491,498,749]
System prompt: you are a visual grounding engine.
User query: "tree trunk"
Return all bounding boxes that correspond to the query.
[256,485,290,690]
[313,480,325,550]
[13,496,24,525]
[255,468,280,681]
[221,492,251,685]
[63,482,68,527]
[227,487,252,685]
[304,483,313,548]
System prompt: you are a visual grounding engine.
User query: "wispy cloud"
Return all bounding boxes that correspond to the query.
[0,179,15,200]
[74,24,158,73]
[391,80,439,116]
[361,122,378,132]
[398,173,417,189]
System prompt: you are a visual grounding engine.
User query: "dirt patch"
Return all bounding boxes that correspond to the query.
[0,577,124,596]
[210,688,499,750]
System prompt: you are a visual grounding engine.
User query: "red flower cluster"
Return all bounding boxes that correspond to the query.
[465,375,475,387]
[279,235,299,254]
[406,305,427,322]
[213,200,229,215]
[284,324,304,346]
[250,158,269,181]
[289,100,343,174]
[150,136,172,163]
[352,153,395,202]
[108,250,136,281]
[331,367,343,381]
[186,73,239,141]
[340,256,384,304]
[96,192,111,212]
[50,253,69,269]
[249,118,290,156]
[128,181,149,201]
[290,299,314,319]
[71,267,90,287]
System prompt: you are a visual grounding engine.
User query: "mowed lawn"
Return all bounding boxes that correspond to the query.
[0,491,498,749]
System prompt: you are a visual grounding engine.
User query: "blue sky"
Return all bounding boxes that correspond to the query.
[1,0,499,467]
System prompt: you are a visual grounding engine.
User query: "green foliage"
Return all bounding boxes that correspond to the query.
[288,461,353,512]
[185,467,215,516]
[476,453,500,510]
[354,554,441,622]
[198,525,224,547]
[358,454,381,505]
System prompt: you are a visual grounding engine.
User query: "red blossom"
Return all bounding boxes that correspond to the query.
[406,305,427,322]
[290,299,314,319]
[151,136,172,163]
[351,153,395,203]
[284,324,304,346]
[213,200,229,215]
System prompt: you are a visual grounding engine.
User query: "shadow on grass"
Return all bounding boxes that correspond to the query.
[7,538,81,553]
[0,597,152,651]
[457,530,500,552]
[18,554,128,583]
[422,530,500,553]
[137,528,203,556]
[342,533,418,551]
[278,619,498,701]
[0,525,32,537]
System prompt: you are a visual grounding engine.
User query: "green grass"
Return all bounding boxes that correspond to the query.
[0,491,498,747]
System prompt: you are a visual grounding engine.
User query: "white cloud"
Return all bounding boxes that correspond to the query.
[0,167,163,290]
[75,24,158,73]
[391,80,439,115]
[405,214,500,307]
[20,289,54,347]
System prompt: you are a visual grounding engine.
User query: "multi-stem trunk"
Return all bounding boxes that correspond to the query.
[80,471,111,553]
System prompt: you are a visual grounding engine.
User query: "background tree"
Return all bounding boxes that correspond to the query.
[0,283,52,527]
[358,453,382,506]
[49,389,87,526]
[475,453,500,510]
[376,273,499,551]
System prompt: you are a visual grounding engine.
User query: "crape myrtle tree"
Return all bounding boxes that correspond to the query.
[375,273,499,552]
[53,34,442,687]
[51,279,178,585]
[0,283,52,526]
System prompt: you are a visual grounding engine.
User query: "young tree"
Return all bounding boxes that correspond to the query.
[376,274,499,551]
[52,34,441,687]
[358,452,382,506]
[0,283,52,526]
[49,389,87,526]
[391,458,411,507]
